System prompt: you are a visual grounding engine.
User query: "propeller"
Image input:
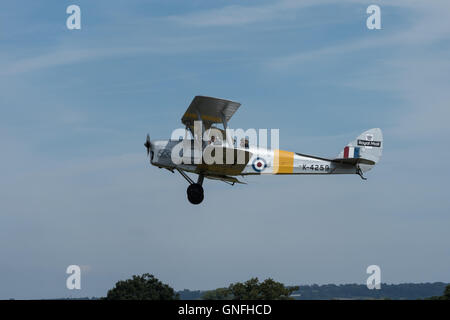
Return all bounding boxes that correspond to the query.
[144,134,151,156]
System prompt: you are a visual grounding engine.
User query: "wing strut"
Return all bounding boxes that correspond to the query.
[176,168,194,185]
[176,169,205,186]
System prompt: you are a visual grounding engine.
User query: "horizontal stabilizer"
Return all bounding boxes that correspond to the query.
[332,158,375,166]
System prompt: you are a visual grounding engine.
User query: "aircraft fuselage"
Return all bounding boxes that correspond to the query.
[149,139,357,177]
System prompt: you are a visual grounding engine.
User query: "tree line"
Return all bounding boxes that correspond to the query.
[103,273,450,300]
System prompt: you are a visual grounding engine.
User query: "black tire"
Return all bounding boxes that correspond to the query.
[187,183,204,205]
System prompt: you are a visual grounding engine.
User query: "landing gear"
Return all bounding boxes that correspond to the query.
[356,166,367,180]
[176,169,205,204]
[187,183,204,205]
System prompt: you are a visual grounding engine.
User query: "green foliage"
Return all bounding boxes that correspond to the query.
[293,282,449,300]
[444,284,450,299]
[427,284,450,300]
[202,277,298,300]
[183,282,449,300]
[258,278,299,300]
[104,273,179,300]
[202,287,233,300]
[178,289,203,300]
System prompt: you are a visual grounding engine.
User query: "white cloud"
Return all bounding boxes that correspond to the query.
[261,0,450,139]
[0,34,234,76]
[266,2,450,70]
[166,0,445,27]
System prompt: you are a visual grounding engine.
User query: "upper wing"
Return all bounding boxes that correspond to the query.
[181,96,241,130]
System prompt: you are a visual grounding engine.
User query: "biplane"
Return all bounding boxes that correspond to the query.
[145,96,383,204]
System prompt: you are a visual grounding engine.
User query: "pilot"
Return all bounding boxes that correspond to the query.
[209,136,216,144]
[240,138,249,148]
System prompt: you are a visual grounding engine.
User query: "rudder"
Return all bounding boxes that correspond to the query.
[336,128,383,173]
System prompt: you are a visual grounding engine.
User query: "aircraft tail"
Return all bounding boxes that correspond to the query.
[335,128,383,173]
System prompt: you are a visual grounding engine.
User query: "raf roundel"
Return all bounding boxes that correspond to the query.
[252,157,267,172]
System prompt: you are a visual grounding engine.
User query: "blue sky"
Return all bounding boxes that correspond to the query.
[0,0,449,299]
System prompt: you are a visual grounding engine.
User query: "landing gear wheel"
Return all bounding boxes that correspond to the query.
[187,183,204,205]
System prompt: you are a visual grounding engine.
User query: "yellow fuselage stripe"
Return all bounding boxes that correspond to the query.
[273,150,294,174]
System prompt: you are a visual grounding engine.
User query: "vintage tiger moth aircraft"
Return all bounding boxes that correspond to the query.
[145,96,383,204]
